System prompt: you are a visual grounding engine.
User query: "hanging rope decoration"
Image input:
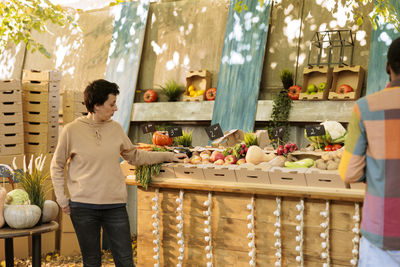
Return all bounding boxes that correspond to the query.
[203,192,213,267]
[350,203,361,266]
[273,197,282,267]
[176,190,185,267]
[152,188,161,267]
[320,201,330,267]
[295,199,305,267]
[246,195,256,267]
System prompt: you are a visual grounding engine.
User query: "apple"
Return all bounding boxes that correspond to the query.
[236,158,246,165]
[224,155,237,164]
[210,151,225,163]
[306,84,318,94]
[336,84,354,94]
[318,82,326,92]
[213,159,225,165]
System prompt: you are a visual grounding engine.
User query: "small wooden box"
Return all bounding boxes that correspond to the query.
[0,143,24,156]
[183,70,211,101]
[23,110,58,123]
[24,121,58,133]
[1,111,23,124]
[173,164,205,180]
[23,69,61,82]
[235,164,271,184]
[299,66,333,100]
[156,163,176,179]
[0,132,23,144]
[269,167,307,186]
[0,79,20,92]
[305,168,346,189]
[0,122,23,135]
[25,141,57,154]
[22,88,59,103]
[328,65,365,101]
[203,164,237,182]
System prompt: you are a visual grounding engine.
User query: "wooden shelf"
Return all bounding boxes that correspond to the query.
[130,100,355,123]
[126,177,365,202]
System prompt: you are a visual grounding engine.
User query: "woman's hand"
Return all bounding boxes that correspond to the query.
[62,205,71,215]
[172,153,188,162]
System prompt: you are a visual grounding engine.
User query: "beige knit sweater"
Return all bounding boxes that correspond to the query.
[50,117,174,208]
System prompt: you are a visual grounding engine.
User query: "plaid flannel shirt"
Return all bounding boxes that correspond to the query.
[339,79,400,250]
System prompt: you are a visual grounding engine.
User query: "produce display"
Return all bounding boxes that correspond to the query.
[305,82,326,95]
[143,89,158,103]
[336,84,354,94]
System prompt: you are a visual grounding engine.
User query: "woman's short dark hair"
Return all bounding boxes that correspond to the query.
[388,37,400,75]
[84,79,120,113]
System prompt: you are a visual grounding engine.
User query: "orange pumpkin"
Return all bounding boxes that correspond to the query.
[152,131,173,146]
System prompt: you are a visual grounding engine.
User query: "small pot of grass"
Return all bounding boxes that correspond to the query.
[159,80,184,102]
[174,130,193,147]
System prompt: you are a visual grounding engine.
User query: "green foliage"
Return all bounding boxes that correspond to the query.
[14,168,51,210]
[279,69,294,90]
[0,0,77,58]
[268,90,292,147]
[244,132,258,147]
[354,0,400,31]
[159,80,184,102]
[135,163,161,190]
[174,130,192,147]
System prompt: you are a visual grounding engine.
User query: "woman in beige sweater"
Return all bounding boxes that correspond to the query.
[51,79,185,267]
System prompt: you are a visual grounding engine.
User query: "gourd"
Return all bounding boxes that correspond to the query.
[6,189,30,205]
[42,200,59,223]
[245,146,276,165]
[4,204,41,229]
[0,187,7,228]
[152,131,173,146]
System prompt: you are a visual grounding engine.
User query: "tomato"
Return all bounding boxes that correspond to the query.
[324,145,333,151]
[143,89,158,103]
[288,85,301,100]
[205,87,217,101]
[336,84,354,94]
[332,144,342,151]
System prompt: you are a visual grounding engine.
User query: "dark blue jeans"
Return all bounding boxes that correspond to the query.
[70,206,134,267]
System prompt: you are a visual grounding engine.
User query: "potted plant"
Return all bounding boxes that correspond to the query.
[174,130,193,147]
[159,80,184,102]
[279,69,294,90]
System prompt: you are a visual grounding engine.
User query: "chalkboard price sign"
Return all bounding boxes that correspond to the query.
[141,123,156,134]
[205,123,224,140]
[305,125,326,137]
[167,126,183,137]
[271,126,285,139]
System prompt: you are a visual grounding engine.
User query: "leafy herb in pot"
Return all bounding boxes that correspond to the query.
[159,80,184,102]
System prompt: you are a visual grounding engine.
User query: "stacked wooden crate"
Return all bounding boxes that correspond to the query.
[62,90,87,125]
[22,70,61,154]
[0,80,24,156]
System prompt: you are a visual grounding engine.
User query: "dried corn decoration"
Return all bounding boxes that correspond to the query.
[203,192,213,267]
[273,197,282,266]
[176,190,184,267]
[247,196,256,266]
[320,201,330,267]
[295,199,305,267]
[151,189,161,267]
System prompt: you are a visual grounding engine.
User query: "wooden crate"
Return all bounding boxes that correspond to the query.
[22,69,61,82]
[0,122,23,135]
[0,79,20,92]
[25,141,57,154]
[299,66,333,100]
[183,69,211,101]
[1,112,23,124]
[24,131,58,145]
[268,167,307,186]
[0,132,23,144]
[157,163,176,179]
[235,164,271,184]
[22,88,59,103]
[173,164,205,180]
[0,143,24,156]
[328,65,365,101]
[202,164,237,182]
[24,121,58,133]
[62,90,87,124]
[0,100,22,113]
[305,168,347,189]
[23,110,58,123]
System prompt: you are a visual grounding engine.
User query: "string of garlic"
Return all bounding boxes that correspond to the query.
[320,201,330,267]
[247,195,256,267]
[350,203,360,266]
[151,188,161,267]
[176,190,184,267]
[273,197,282,267]
[295,199,304,267]
[203,192,213,267]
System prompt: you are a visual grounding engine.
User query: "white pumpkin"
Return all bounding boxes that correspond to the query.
[42,200,59,223]
[4,204,41,229]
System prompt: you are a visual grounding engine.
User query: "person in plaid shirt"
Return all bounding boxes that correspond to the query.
[339,36,400,266]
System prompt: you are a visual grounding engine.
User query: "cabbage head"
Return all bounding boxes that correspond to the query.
[6,189,30,205]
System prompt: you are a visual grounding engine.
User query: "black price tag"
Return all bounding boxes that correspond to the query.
[167,126,183,137]
[305,125,326,137]
[205,123,224,140]
[272,126,285,139]
[141,123,156,134]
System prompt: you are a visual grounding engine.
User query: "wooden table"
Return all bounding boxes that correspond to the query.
[0,221,59,267]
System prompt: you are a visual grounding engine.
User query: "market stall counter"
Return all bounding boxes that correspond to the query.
[126,171,365,267]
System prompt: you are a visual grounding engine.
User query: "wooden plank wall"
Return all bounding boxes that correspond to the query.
[211,0,272,133]
[365,1,400,95]
[137,188,360,267]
